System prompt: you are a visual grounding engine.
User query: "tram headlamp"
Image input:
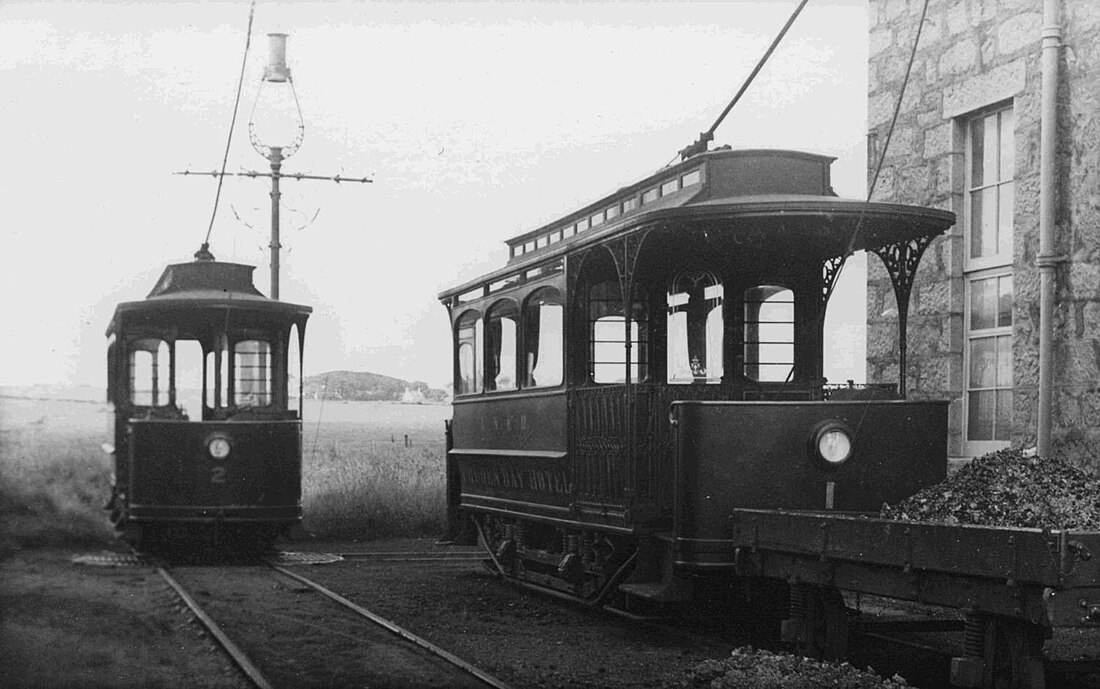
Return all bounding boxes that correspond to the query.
[207,435,231,460]
[807,421,853,468]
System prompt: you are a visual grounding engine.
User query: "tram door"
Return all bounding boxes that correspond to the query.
[571,268,656,524]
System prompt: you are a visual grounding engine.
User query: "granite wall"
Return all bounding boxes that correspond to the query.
[866,0,1100,470]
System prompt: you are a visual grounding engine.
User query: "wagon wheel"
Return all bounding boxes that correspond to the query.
[795,586,849,662]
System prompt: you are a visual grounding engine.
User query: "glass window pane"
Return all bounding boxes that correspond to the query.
[458,343,475,393]
[130,338,168,406]
[970,117,985,187]
[970,189,985,258]
[131,350,154,406]
[982,112,998,186]
[756,323,793,343]
[970,278,996,330]
[743,286,795,382]
[205,350,217,408]
[525,289,563,388]
[175,340,203,420]
[593,316,626,383]
[995,389,1013,441]
[968,390,994,440]
[969,337,996,388]
[705,304,723,381]
[456,312,484,394]
[234,340,272,406]
[979,186,998,259]
[667,311,690,382]
[287,325,301,413]
[997,181,1013,256]
[999,109,1015,182]
[667,273,723,384]
[996,335,1013,386]
[755,301,794,323]
[754,363,795,383]
[487,314,517,391]
[997,276,1013,328]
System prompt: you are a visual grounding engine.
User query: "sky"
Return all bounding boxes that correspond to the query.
[0,0,869,390]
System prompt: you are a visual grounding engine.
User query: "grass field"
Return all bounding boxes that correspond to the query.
[0,394,451,553]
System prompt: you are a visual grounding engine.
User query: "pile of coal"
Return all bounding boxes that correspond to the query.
[880,448,1100,530]
[691,646,908,688]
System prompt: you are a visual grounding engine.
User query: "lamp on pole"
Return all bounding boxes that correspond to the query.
[248,32,304,300]
[176,31,372,295]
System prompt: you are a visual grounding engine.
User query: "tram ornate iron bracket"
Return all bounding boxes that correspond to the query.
[872,235,933,309]
[566,249,592,297]
[821,254,847,306]
[609,230,651,302]
[871,235,935,398]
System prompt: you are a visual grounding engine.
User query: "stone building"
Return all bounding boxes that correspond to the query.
[865,0,1100,471]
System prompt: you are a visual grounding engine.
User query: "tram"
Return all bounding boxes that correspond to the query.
[439,146,952,593]
[104,252,311,550]
[438,148,1100,688]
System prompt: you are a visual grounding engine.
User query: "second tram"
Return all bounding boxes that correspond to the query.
[104,253,311,551]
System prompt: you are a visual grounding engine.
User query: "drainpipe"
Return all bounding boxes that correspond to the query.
[1037,0,1061,458]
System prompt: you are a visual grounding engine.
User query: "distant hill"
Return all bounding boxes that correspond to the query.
[303,371,449,403]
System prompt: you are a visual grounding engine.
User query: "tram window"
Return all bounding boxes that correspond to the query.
[130,338,169,406]
[743,285,795,382]
[667,272,723,384]
[287,324,302,413]
[175,340,203,420]
[523,288,563,388]
[589,281,649,384]
[106,335,116,403]
[455,311,483,395]
[205,335,229,408]
[234,339,272,406]
[485,300,518,391]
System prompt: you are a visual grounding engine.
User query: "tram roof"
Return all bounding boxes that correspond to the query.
[439,148,955,301]
[107,260,311,335]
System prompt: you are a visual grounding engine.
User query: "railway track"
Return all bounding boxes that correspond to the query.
[157,556,511,689]
[137,546,1099,689]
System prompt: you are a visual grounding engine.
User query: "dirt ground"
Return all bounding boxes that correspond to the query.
[0,548,246,689]
[0,539,737,689]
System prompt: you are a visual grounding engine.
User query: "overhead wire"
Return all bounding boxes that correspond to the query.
[823,0,932,306]
[200,0,258,253]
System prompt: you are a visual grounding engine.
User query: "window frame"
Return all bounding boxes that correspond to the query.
[666,271,724,384]
[484,298,520,392]
[741,284,796,383]
[454,309,483,396]
[587,279,649,385]
[962,102,1014,455]
[522,287,564,389]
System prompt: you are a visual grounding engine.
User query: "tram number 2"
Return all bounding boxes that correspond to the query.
[211,466,227,484]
